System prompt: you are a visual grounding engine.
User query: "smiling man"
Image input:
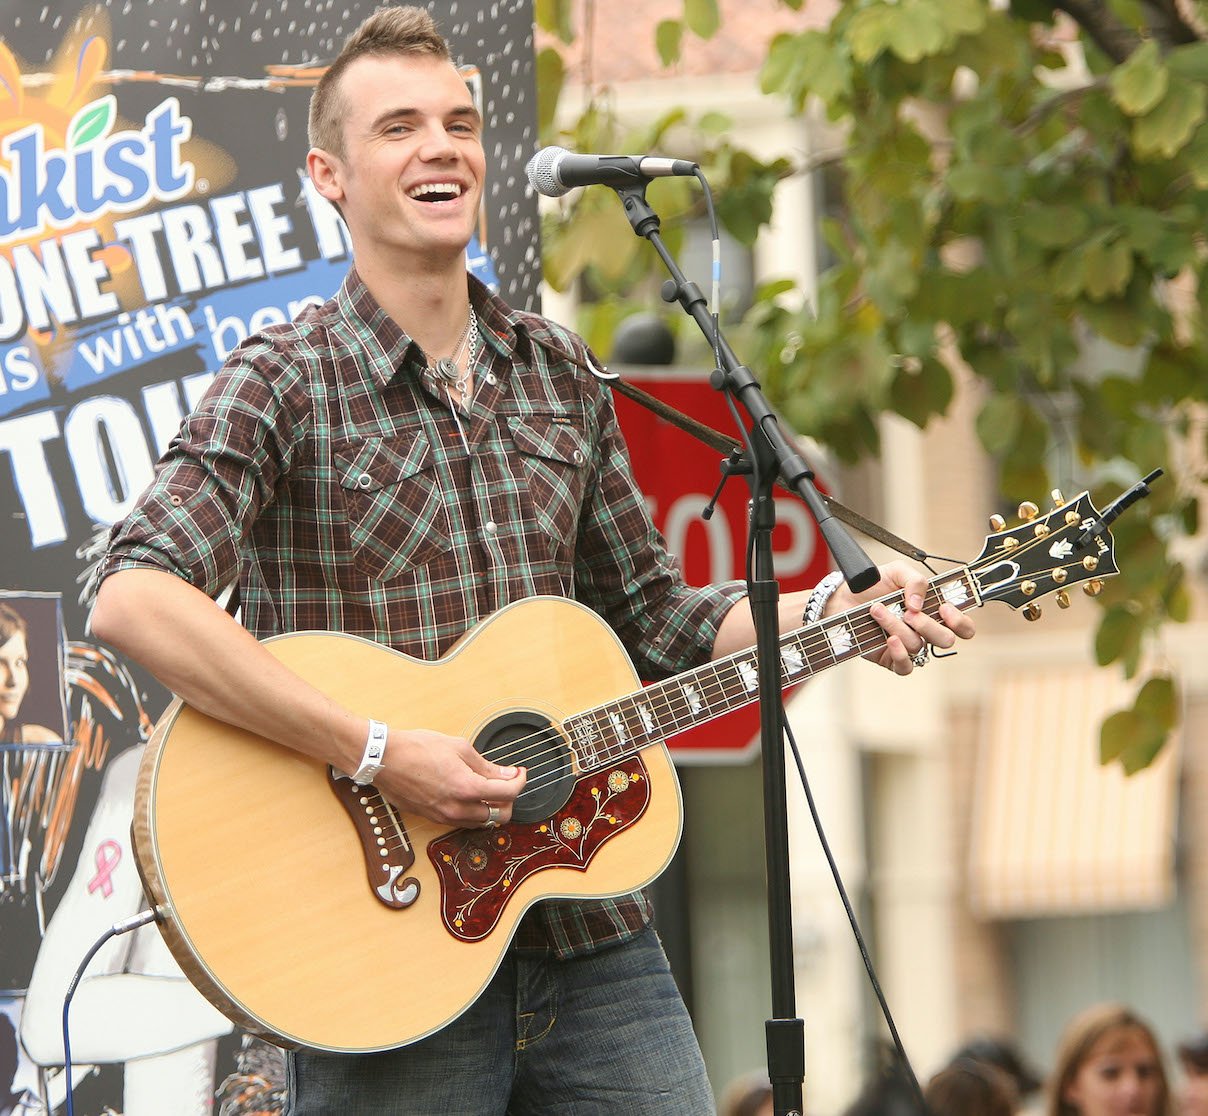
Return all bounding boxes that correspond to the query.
[88,6,974,1113]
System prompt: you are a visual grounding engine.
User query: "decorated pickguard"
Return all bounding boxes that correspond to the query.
[428,757,651,942]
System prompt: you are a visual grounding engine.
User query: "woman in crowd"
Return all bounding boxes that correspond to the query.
[1048,1003,1172,1116]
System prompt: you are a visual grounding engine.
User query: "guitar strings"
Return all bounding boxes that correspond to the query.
[367,599,907,856]
[371,525,1082,852]
[369,577,971,854]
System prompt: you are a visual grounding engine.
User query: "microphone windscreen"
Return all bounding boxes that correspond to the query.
[525,146,571,197]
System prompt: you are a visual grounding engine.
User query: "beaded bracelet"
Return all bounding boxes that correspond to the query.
[350,719,389,785]
[802,571,844,625]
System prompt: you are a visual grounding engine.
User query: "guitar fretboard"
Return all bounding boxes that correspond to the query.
[564,569,979,771]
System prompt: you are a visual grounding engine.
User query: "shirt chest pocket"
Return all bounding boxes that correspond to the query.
[507,414,589,547]
[333,433,451,581]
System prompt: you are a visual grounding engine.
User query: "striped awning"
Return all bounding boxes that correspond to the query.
[968,666,1179,918]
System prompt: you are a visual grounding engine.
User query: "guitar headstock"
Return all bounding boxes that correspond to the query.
[968,491,1120,619]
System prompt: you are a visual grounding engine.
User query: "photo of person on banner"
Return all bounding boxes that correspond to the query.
[0,596,67,750]
[87,5,976,1114]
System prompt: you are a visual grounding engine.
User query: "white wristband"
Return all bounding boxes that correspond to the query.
[350,719,388,785]
[803,570,844,625]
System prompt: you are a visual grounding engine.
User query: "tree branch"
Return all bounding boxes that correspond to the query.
[1050,0,1143,63]
[1142,0,1205,46]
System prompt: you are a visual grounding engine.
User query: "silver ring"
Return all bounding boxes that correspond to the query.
[483,804,501,829]
[911,645,930,668]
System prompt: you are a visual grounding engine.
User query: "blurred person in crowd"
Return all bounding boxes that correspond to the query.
[1175,1030,1208,1116]
[719,1069,773,1116]
[1048,1003,1172,1116]
[842,1061,927,1116]
[925,1056,1018,1116]
[952,1035,1044,1109]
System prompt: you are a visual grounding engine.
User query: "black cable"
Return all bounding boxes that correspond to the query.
[779,707,929,1110]
[61,908,160,1116]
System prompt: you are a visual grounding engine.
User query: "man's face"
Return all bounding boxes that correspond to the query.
[0,630,30,723]
[310,52,486,267]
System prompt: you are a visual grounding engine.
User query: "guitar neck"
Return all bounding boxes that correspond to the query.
[566,568,980,770]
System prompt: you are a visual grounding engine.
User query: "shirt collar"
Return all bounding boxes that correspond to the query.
[335,268,533,390]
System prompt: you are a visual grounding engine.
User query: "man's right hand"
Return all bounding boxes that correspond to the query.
[376,728,526,828]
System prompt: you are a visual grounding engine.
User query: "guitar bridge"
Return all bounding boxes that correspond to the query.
[327,767,420,909]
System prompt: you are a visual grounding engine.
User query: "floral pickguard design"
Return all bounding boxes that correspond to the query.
[427,757,650,942]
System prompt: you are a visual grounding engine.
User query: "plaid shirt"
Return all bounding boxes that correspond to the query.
[100,269,745,957]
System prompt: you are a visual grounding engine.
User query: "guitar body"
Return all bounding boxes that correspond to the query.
[130,483,1137,1056]
[132,597,682,1053]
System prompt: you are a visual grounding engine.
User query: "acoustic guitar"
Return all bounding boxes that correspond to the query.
[132,490,1122,1052]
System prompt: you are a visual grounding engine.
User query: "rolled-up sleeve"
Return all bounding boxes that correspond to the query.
[94,335,309,599]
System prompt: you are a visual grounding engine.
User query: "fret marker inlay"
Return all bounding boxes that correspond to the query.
[828,625,854,656]
[942,581,969,606]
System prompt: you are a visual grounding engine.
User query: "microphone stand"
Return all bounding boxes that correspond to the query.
[609,184,879,1116]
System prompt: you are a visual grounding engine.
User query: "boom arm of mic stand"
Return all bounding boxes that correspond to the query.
[613,185,879,594]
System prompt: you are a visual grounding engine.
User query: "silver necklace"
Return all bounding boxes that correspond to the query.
[431,305,475,385]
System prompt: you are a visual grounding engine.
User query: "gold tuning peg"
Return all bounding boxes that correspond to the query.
[1018,501,1039,521]
[989,514,1005,531]
[1083,579,1104,597]
[1056,590,1071,609]
[1051,489,1065,507]
[1023,603,1042,621]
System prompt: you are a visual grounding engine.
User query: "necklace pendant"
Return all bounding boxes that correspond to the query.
[434,356,459,382]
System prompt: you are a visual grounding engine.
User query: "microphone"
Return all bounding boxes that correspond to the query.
[525,145,699,198]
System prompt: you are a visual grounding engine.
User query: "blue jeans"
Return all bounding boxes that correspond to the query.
[284,926,714,1114]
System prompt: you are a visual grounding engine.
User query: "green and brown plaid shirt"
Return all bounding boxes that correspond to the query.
[99,269,746,957]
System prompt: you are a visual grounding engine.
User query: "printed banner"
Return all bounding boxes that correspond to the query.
[0,4,539,1113]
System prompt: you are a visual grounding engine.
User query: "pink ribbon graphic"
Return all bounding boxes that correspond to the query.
[87,839,122,898]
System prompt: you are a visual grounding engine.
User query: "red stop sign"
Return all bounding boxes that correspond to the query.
[612,368,832,763]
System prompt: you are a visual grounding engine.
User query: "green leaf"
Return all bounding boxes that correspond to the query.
[697,111,732,134]
[886,7,946,63]
[683,0,720,39]
[68,96,115,148]
[1083,238,1133,300]
[1019,205,1090,248]
[1119,726,1170,774]
[762,31,851,108]
[975,394,1022,456]
[1095,605,1144,666]
[655,20,684,67]
[1166,41,1208,83]
[1165,576,1192,623]
[890,356,953,426]
[1099,708,1139,763]
[535,48,565,139]
[947,162,1010,204]
[1133,80,1208,159]
[1009,0,1056,19]
[848,5,901,64]
[534,0,575,43]
[1134,674,1178,731]
[1110,40,1168,117]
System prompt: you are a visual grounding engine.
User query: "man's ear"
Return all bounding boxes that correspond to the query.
[307,148,344,204]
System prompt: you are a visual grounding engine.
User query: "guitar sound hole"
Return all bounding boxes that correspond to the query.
[475,712,574,825]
